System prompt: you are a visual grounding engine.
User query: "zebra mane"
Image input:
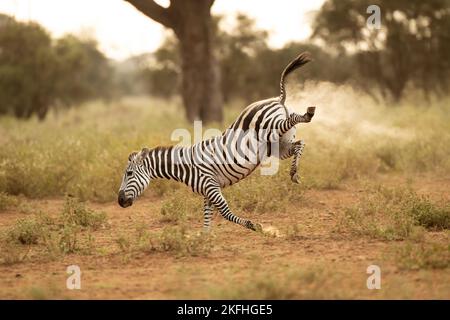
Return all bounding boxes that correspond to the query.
[279,52,312,105]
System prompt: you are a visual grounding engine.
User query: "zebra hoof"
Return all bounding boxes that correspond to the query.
[291,173,300,184]
[254,223,263,233]
[248,221,263,232]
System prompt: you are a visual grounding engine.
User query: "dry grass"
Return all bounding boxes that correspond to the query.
[395,242,450,270]
[337,185,449,240]
[0,93,449,299]
[0,197,107,265]
[0,93,449,203]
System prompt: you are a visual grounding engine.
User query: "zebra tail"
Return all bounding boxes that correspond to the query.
[279,52,312,105]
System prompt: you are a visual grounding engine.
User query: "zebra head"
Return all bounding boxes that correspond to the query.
[118,148,151,208]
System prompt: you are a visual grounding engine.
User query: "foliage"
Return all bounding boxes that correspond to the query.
[0,15,114,120]
[0,197,106,264]
[312,0,450,101]
[0,95,449,202]
[54,35,113,106]
[0,15,58,119]
[61,196,107,230]
[136,14,353,103]
[395,242,450,270]
[338,185,450,240]
[153,226,214,257]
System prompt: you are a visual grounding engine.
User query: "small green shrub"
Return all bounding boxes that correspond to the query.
[58,225,81,254]
[0,198,106,264]
[154,226,214,257]
[6,217,46,245]
[338,186,449,240]
[225,164,304,214]
[0,192,20,211]
[160,189,200,223]
[0,241,30,265]
[61,196,107,230]
[409,197,450,230]
[395,242,450,270]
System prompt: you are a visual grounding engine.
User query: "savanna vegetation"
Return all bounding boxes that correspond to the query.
[0,0,449,300]
[0,92,449,299]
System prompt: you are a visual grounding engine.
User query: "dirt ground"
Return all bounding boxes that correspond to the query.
[0,174,449,299]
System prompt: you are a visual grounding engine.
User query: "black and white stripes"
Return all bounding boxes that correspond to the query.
[118,52,316,232]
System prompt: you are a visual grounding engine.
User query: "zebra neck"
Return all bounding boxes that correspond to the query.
[146,146,194,183]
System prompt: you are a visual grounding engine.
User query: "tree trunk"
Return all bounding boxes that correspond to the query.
[172,1,223,123]
[125,0,223,123]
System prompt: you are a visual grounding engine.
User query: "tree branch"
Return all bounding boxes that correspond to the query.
[125,0,173,28]
[207,0,215,9]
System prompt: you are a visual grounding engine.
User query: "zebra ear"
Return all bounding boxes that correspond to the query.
[128,151,138,162]
[139,148,150,162]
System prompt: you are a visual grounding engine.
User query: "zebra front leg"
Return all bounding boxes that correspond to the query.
[206,187,262,232]
[203,197,214,232]
[289,140,305,184]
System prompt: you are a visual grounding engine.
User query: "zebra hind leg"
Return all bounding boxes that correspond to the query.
[289,140,305,184]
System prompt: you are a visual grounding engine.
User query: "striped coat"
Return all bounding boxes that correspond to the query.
[118,52,316,232]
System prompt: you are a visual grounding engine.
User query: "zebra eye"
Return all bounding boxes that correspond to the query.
[126,171,133,177]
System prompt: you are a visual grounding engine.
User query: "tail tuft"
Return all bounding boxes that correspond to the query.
[279,52,312,104]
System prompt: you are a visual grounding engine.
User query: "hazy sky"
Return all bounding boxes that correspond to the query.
[0,0,325,60]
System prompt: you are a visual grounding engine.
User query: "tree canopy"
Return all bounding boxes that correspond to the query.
[0,15,113,119]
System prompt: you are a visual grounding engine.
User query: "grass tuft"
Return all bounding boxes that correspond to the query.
[0,197,106,264]
[337,186,449,240]
[395,242,450,270]
[61,196,107,230]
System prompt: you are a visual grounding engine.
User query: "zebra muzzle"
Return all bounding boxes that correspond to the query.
[118,190,133,208]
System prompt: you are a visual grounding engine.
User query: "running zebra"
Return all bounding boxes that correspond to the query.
[118,52,316,232]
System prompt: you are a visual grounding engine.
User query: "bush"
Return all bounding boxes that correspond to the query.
[6,216,46,245]
[153,226,214,257]
[0,197,106,264]
[61,196,107,230]
[0,94,449,202]
[409,198,450,231]
[0,192,19,211]
[337,186,449,240]
[160,189,200,223]
[395,242,450,270]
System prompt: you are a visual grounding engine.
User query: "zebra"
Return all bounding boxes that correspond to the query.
[118,52,316,232]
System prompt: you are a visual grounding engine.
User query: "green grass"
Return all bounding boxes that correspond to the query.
[160,189,201,223]
[6,216,46,245]
[0,192,20,211]
[0,197,106,264]
[0,95,449,203]
[152,226,214,257]
[61,196,107,230]
[395,242,450,270]
[337,185,450,240]
[115,224,214,258]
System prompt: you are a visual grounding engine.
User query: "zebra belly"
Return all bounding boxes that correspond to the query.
[214,158,260,188]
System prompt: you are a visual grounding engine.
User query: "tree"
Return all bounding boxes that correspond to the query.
[139,35,180,98]
[54,35,113,107]
[218,14,269,102]
[0,15,59,119]
[125,0,223,123]
[137,14,354,104]
[312,0,450,101]
[0,15,115,119]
